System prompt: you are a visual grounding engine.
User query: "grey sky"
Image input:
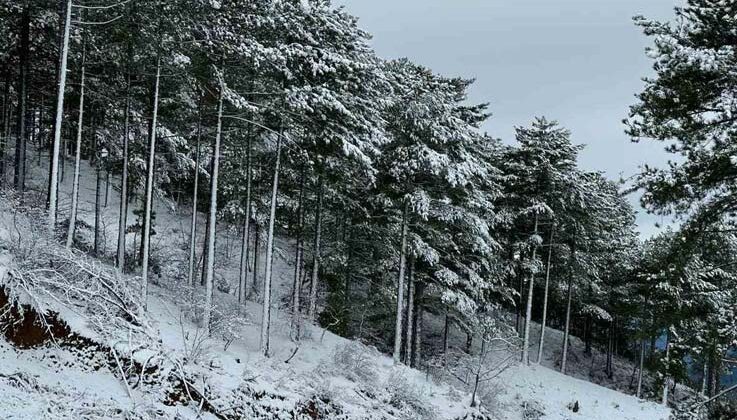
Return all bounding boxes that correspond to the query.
[335,0,681,237]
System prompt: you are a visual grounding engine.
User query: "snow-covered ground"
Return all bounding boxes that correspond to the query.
[0,149,671,419]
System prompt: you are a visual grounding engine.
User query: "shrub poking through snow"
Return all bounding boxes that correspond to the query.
[384,367,437,420]
[332,342,378,384]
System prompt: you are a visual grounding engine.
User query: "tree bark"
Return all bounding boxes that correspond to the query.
[203,72,225,335]
[522,214,539,365]
[536,223,555,364]
[238,134,252,303]
[291,166,306,339]
[662,326,671,405]
[14,4,30,192]
[116,73,132,269]
[260,131,283,357]
[0,78,9,184]
[48,0,73,233]
[308,174,324,319]
[140,58,162,310]
[186,97,203,285]
[94,162,102,256]
[637,338,645,398]
[404,256,414,365]
[251,224,260,297]
[393,200,409,365]
[412,280,424,368]
[561,272,574,374]
[65,43,86,248]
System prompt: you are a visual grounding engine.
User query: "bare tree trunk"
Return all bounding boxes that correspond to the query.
[536,224,555,364]
[662,326,671,406]
[561,276,573,374]
[637,339,645,398]
[404,257,414,365]
[443,313,450,356]
[470,338,486,407]
[14,4,30,193]
[291,167,305,339]
[203,72,225,335]
[65,44,85,248]
[308,174,324,319]
[186,98,203,286]
[94,162,102,256]
[412,281,424,368]
[238,135,252,303]
[0,79,9,185]
[522,215,539,365]
[260,131,282,357]
[116,73,132,269]
[393,201,409,365]
[48,0,73,233]
[251,224,260,297]
[140,58,162,310]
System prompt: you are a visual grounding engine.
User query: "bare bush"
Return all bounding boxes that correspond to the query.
[331,342,378,384]
[384,367,437,420]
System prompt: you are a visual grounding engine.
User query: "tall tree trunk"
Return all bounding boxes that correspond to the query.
[404,256,415,365]
[606,320,614,378]
[291,167,305,339]
[443,313,450,356]
[14,4,30,193]
[259,131,282,357]
[140,58,162,310]
[662,326,671,405]
[308,174,324,319]
[65,43,85,248]
[251,224,260,297]
[186,98,203,286]
[202,73,225,335]
[522,214,539,365]
[637,338,645,398]
[561,273,573,374]
[536,223,555,364]
[94,162,102,256]
[238,135,252,303]
[0,79,9,184]
[412,281,425,369]
[393,200,409,365]
[116,73,132,269]
[48,0,73,233]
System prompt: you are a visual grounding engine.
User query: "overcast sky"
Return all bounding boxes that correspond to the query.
[335,0,682,237]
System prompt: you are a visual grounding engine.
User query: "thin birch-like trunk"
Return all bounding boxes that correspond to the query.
[291,167,305,339]
[260,132,282,357]
[140,58,162,309]
[308,174,324,319]
[412,281,424,368]
[522,214,539,365]
[186,98,203,286]
[637,339,645,398]
[662,327,671,405]
[94,163,102,256]
[561,276,573,374]
[536,223,555,364]
[405,257,414,365]
[203,72,225,335]
[393,201,409,365]
[65,43,86,248]
[14,5,30,192]
[116,73,131,269]
[238,135,252,303]
[48,0,73,233]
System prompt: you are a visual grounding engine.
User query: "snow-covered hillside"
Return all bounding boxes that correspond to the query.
[0,157,670,419]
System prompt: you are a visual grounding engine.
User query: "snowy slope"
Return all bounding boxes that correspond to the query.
[0,149,671,419]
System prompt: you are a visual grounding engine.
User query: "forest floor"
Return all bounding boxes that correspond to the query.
[0,150,671,419]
